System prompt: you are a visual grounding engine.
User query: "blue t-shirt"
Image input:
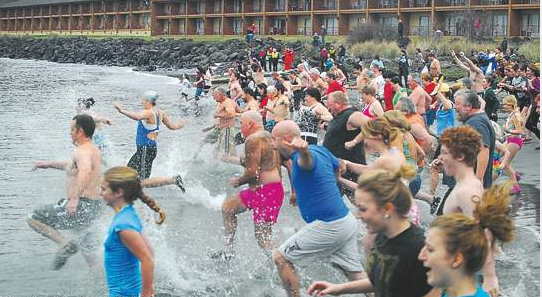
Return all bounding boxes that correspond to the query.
[104,204,143,297]
[442,285,489,297]
[291,145,349,223]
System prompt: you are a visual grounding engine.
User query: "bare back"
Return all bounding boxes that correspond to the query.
[244,130,281,187]
[443,176,483,216]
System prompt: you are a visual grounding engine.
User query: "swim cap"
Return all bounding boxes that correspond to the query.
[143,90,158,103]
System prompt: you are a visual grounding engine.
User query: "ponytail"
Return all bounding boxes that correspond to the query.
[139,190,166,225]
[430,182,514,274]
[357,164,415,217]
[104,166,166,225]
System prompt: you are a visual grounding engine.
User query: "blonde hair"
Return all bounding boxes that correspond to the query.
[503,95,518,109]
[357,165,416,217]
[104,166,166,224]
[361,116,397,146]
[431,182,514,274]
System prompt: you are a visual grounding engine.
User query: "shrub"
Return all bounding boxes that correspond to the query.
[517,42,540,63]
[349,42,401,60]
[348,22,398,44]
[406,37,498,57]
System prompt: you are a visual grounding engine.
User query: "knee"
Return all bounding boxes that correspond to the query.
[222,196,240,215]
[272,250,285,266]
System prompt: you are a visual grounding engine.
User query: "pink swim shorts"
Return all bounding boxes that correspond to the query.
[506,136,524,149]
[239,182,284,225]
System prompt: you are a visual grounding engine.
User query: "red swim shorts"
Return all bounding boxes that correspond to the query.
[239,182,284,225]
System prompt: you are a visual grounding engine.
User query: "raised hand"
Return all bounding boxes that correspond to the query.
[307,281,342,296]
[283,138,308,152]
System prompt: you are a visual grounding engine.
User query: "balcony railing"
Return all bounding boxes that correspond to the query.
[441,0,467,5]
[253,5,263,12]
[350,2,367,9]
[410,25,430,36]
[491,25,507,36]
[518,0,539,3]
[213,6,222,13]
[326,27,338,35]
[213,28,222,34]
[273,5,286,11]
[406,0,431,7]
[298,27,312,35]
[521,25,539,36]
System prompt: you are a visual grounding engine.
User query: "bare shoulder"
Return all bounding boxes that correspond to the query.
[456,180,483,201]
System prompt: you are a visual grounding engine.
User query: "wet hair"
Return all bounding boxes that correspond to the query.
[455,90,481,109]
[430,182,514,274]
[461,78,474,90]
[361,85,376,96]
[503,95,518,109]
[391,76,401,85]
[77,97,95,109]
[213,86,228,96]
[440,126,482,168]
[357,164,416,217]
[72,114,95,138]
[361,117,395,146]
[326,72,337,80]
[305,87,322,102]
[104,166,166,224]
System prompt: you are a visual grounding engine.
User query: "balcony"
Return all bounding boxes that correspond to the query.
[410,25,430,36]
[272,5,286,11]
[518,0,539,3]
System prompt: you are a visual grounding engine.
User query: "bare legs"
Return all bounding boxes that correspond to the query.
[27,219,66,245]
[273,251,365,297]
[221,194,248,255]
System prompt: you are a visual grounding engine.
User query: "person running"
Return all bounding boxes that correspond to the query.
[436,126,501,295]
[201,87,239,157]
[451,50,485,94]
[114,91,185,180]
[264,84,290,131]
[324,91,370,200]
[482,76,499,122]
[216,111,292,260]
[194,66,206,102]
[30,114,102,270]
[241,87,260,112]
[179,74,191,101]
[76,97,112,153]
[295,87,332,145]
[419,183,514,297]
[408,74,432,123]
[272,121,364,297]
[101,166,165,297]
[502,95,524,194]
[308,166,436,297]
[360,85,384,120]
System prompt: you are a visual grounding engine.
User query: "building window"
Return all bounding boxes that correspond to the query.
[254,0,264,12]
[444,15,466,36]
[274,0,286,11]
[351,0,367,9]
[214,19,222,34]
[522,13,539,36]
[214,2,222,13]
[254,18,263,34]
[196,19,204,34]
[411,15,430,36]
[195,2,203,14]
[233,0,242,13]
[324,17,338,35]
[380,16,398,28]
[233,18,242,34]
[492,14,507,36]
[142,13,150,29]
[298,17,312,35]
[324,0,337,10]
[179,19,186,34]
[356,16,366,27]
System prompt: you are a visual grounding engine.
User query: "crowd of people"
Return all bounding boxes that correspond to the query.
[27,37,539,297]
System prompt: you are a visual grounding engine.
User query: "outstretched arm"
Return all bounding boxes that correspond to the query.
[460,52,483,74]
[114,103,150,121]
[450,51,470,72]
[33,161,69,171]
[161,111,186,130]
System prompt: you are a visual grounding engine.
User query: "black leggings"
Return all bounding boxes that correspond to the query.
[525,107,540,139]
[127,145,157,180]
